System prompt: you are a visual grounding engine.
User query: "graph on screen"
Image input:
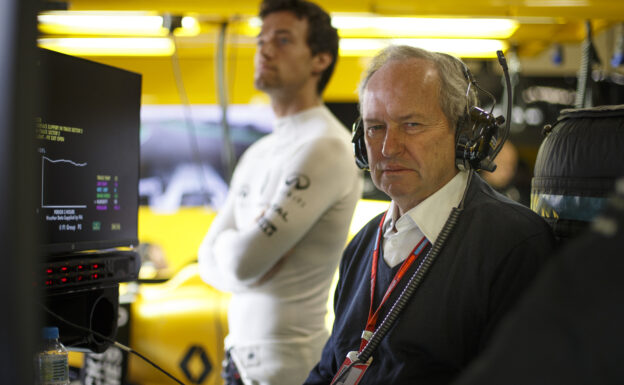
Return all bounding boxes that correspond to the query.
[41,156,88,209]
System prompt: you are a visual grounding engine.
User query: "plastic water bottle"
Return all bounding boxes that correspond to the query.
[36,326,70,385]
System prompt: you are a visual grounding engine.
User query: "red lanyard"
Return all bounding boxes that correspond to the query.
[360,211,429,351]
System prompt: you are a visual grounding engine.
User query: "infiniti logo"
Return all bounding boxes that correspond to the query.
[285,174,311,190]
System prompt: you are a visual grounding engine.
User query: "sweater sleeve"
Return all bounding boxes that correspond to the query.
[198,135,359,291]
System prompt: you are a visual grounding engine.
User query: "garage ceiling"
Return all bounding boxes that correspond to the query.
[49,0,624,56]
[40,0,624,103]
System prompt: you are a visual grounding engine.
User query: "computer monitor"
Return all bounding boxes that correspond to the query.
[37,49,142,351]
[36,48,141,257]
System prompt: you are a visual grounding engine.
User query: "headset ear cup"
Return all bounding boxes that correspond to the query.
[351,118,369,170]
[456,106,502,171]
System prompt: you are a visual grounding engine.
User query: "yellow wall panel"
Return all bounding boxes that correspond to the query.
[81,47,364,105]
[138,206,218,274]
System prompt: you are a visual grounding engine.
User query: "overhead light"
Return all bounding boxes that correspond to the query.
[38,37,175,56]
[180,16,200,34]
[522,0,590,7]
[339,38,508,59]
[246,15,518,39]
[332,15,519,39]
[38,11,200,37]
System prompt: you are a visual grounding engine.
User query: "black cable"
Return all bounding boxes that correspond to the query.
[575,20,593,108]
[226,17,242,111]
[216,21,237,184]
[169,32,214,207]
[458,169,473,211]
[473,81,497,115]
[40,303,187,385]
[461,62,497,115]
[491,50,512,161]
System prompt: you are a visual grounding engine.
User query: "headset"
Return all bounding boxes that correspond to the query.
[352,50,512,173]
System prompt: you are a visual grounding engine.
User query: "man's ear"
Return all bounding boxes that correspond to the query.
[311,52,333,75]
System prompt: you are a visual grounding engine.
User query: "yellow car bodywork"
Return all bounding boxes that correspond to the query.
[127,264,230,385]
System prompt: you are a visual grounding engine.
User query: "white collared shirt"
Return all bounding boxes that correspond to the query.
[382,171,469,267]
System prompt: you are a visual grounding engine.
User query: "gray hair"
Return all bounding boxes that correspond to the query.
[357,45,479,130]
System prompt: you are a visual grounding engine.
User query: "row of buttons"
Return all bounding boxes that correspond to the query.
[45,263,103,275]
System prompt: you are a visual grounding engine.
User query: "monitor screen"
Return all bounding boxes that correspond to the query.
[36,49,141,256]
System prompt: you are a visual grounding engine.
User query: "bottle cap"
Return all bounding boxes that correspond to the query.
[42,326,59,340]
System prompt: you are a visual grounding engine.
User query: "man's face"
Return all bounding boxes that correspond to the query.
[254,11,315,94]
[362,58,458,214]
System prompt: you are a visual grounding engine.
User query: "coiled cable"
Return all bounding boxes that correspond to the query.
[357,207,462,363]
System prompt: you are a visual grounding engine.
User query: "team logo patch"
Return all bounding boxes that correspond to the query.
[285,174,311,190]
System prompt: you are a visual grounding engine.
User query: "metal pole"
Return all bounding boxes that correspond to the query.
[216,22,236,184]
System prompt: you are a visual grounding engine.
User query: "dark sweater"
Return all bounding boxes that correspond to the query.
[304,175,556,385]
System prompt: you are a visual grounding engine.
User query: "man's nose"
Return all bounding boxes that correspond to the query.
[258,41,274,58]
[381,126,403,157]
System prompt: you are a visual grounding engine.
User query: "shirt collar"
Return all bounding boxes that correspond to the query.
[273,105,326,134]
[383,171,469,244]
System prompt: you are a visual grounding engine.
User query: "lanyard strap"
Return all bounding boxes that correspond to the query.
[360,211,429,351]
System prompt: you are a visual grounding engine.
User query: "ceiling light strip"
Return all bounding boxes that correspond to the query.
[339,38,508,58]
[38,37,175,56]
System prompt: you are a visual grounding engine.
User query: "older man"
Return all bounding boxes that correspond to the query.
[304,45,555,385]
